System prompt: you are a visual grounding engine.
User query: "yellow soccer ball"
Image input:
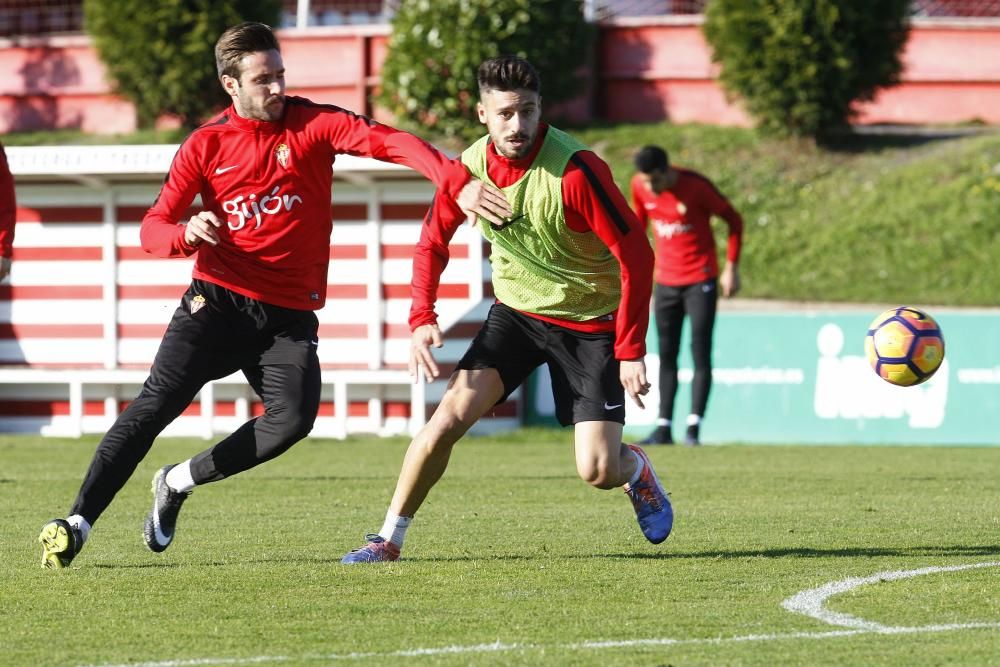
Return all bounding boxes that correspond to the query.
[864,306,945,386]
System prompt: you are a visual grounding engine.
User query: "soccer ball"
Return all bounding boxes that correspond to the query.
[864,306,945,387]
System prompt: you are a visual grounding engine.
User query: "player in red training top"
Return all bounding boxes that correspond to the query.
[341,56,673,564]
[631,145,743,446]
[0,141,15,283]
[37,21,511,570]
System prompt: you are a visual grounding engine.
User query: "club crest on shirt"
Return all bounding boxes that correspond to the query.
[274,143,290,168]
[190,294,206,315]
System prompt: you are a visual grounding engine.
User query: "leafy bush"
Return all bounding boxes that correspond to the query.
[378,0,593,141]
[84,0,281,129]
[703,0,910,138]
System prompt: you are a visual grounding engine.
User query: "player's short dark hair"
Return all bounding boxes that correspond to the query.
[635,145,670,173]
[215,22,280,80]
[477,56,541,96]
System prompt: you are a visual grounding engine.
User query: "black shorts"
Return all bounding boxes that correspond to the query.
[457,302,625,426]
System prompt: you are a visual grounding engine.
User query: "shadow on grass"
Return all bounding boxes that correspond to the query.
[258,474,577,482]
[400,544,1000,564]
[594,544,1000,560]
[820,125,995,154]
[91,561,183,569]
[79,545,999,568]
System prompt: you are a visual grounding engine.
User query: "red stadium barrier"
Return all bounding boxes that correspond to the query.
[1,145,518,438]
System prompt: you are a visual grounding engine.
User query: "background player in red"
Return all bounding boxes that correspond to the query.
[631,145,743,446]
[37,21,510,569]
[341,56,673,563]
[0,141,15,283]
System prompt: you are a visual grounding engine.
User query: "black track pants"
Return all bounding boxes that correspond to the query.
[653,279,718,421]
[69,280,321,524]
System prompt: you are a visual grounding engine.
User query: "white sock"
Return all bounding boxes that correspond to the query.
[165,460,196,493]
[378,510,412,548]
[686,414,701,427]
[656,418,671,427]
[66,514,91,544]
[628,448,644,486]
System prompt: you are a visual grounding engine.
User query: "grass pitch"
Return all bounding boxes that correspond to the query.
[2,429,998,666]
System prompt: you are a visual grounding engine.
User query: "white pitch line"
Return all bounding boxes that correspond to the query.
[83,561,1000,667]
[781,561,1000,631]
[82,621,1000,667]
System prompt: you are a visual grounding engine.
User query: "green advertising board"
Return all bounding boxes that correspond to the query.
[524,308,1000,446]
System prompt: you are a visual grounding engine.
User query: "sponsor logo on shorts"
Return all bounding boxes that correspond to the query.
[604,402,623,410]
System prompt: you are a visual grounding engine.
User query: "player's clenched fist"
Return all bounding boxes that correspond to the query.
[184,211,223,247]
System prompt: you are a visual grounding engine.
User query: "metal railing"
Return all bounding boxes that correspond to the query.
[3,0,1000,38]
[912,0,1000,15]
[0,0,83,37]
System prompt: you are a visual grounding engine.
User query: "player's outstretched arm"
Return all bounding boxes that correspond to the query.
[356,122,510,221]
[0,144,16,281]
[409,324,443,384]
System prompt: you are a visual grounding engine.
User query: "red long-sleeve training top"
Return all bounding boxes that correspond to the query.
[0,143,15,258]
[141,96,469,310]
[630,167,743,287]
[410,124,654,361]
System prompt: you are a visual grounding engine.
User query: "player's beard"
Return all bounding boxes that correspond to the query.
[242,95,285,122]
[497,131,535,160]
[258,96,285,121]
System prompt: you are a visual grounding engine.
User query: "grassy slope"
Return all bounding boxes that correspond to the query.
[574,124,1000,307]
[6,123,999,305]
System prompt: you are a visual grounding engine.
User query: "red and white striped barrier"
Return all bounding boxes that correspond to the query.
[1,145,519,438]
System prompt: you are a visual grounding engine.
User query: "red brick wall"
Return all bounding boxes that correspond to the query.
[597,17,1000,126]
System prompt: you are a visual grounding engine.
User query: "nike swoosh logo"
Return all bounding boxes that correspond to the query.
[604,402,623,410]
[489,213,524,231]
[215,165,239,174]
[152,491,172,546]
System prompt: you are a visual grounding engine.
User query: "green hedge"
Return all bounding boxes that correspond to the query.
[378,0,592,141]
[703,0,910,139]
[84,0,281,129]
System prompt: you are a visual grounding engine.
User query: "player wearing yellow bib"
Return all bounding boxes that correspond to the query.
[342,56,673,562]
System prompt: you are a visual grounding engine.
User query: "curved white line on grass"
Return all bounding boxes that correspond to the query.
[82,643,521,667]
[782,561,1000,631]
[82,561,1000,667]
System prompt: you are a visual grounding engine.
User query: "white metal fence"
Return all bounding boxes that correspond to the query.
[4,0,1000,37]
